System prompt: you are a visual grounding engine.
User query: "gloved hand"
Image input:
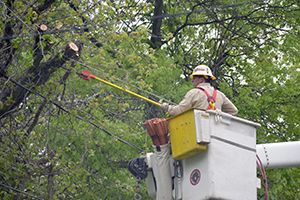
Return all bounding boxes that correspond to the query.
[160,103,169,112]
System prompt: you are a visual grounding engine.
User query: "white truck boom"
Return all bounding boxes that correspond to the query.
[256,141,300,169]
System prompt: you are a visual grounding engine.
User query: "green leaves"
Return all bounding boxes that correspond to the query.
[1,0,300,199]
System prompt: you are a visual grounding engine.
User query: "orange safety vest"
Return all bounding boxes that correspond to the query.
[197,87,217,110]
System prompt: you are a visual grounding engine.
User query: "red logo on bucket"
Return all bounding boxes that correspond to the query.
[190,169,201,185]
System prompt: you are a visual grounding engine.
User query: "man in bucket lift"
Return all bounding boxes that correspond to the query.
[128,65,238,200]
[159,65,238,116]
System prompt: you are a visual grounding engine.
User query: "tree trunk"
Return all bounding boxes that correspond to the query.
[47,172,55,199]
[151,0,163,48]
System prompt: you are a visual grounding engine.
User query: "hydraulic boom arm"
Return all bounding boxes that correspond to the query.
[256,141,300,169]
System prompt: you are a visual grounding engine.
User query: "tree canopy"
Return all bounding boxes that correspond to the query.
[0,0,299,199]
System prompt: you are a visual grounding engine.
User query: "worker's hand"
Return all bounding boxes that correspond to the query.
[160,103,169,112]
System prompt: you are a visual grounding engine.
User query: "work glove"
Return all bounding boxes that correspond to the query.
[160,103,169,112]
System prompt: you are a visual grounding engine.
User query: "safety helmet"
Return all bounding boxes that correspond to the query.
[189,65,216,80]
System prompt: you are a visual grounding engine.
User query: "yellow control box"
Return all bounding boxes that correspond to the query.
[167,108,207,160]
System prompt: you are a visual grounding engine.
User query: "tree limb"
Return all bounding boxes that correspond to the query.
[0,42,81,118]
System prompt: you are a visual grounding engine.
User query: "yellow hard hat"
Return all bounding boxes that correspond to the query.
[189,65,216,80]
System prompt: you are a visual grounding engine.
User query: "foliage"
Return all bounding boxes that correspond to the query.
[0,0,299,199]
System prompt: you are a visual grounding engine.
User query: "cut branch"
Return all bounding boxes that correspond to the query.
[0,42,81,118]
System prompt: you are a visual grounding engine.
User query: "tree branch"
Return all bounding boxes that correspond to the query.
[0,42,81,118]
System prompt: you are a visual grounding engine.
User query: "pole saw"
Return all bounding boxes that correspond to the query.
[78,70,161,107]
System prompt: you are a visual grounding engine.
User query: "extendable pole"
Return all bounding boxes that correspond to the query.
[78,70,161,107]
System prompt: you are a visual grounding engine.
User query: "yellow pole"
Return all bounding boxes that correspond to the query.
[79,70,161,106]
[93,77,161,106]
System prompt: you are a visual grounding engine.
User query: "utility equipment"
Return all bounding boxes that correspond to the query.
[78,70,300,199]
[129,108,300,200]
[78,70,161,106]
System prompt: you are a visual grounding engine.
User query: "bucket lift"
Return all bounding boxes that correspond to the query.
[128,108,300,200]
[77,71,300,199]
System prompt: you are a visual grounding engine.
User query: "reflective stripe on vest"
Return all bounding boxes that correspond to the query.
[197,87,217,110]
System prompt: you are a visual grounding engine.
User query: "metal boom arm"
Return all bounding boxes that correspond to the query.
[256,141,300,169]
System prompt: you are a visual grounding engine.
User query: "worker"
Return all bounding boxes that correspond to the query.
[160,65,238,116]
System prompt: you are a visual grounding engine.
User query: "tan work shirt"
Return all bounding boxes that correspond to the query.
[167,83,238,116]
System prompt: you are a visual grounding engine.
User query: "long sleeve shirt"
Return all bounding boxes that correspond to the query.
[167,83,238,116]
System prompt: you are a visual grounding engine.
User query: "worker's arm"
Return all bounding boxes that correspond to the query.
[221,96,238,116]
[160,89,205,116]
